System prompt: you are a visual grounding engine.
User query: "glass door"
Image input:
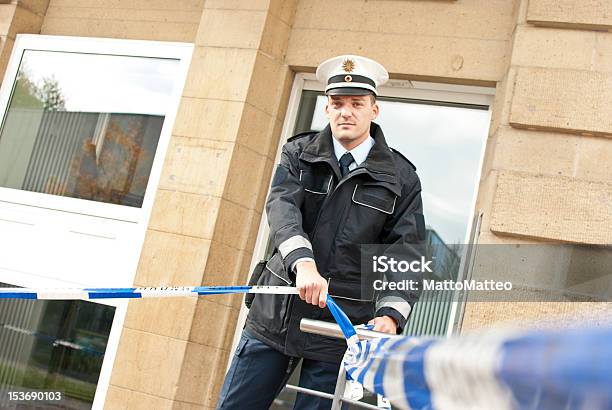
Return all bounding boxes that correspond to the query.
[300,89,492,336]
[240,74,493,409]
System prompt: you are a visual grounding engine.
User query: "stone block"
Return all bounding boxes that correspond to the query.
[214,198,258,250]
[511,25,595,70]
[473,170,498,238]
[173,97,244,142]
[135,230,211,287]
[46,6,200,22]
[124,296,198,340]
[204,0,269,11]
[293,0,515,41]
[182,46,257,101]
[490,171,612,244]
[593,32,612,73]
[175,342,228,406]
[195,9,266,49]
[259,13,291,60]
[173,401,206,410]
[236,245,257,289]
[575,136,612,182]
[201,241,249,306]
[269,0,298,25]
[255,157,274,212]
[274,68,295,128]
[18,1,50,16]
[189,299,239,349]
[488,67,517,137]
[527,0,612,31]
[461,301,612,331]
[491,126,578,177]
[110,328,187,399]
[8,3,43,37]
[235,103,276,157]
[0,4,15,35]
[287,28,506,84]
[0,35,13,83]
[477,231,541,246]
[104,385,174,410]
[41,17,198,42]
[103,385,129,410]
[203,0,298,26]
[50,0,204,11]
[246,51,287,117]
[223,143,269,209]
[510,67,612,136]
[148,190,220,239]
[469,243,599,290]
[158,137,234,197]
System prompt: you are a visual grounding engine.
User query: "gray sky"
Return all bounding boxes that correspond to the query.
[312,97,491,244]
[18,50,180,116]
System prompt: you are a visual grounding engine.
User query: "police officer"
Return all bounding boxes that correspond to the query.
[216,55,425,410]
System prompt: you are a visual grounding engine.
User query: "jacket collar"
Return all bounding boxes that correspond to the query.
[300,122,400,190]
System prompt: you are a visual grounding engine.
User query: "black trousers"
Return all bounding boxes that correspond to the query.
[216,329,348,410]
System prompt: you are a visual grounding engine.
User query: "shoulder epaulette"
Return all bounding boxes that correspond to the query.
[287,130,318,142]
[390,147,417,171]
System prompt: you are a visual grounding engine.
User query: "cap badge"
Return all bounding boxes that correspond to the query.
[342,58,355,73]
[344,75,352,82]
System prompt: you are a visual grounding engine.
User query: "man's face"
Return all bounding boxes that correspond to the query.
[325,94,379,147]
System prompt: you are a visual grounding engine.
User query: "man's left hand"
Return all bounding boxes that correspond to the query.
[368,316,397,334]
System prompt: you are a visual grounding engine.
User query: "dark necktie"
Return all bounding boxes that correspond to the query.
[339,152,354,178]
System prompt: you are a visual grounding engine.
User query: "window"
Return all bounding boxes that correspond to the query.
[0,286,114,409]
[304,91,490,246]
[0,50,179,208]
[0,35,193,407]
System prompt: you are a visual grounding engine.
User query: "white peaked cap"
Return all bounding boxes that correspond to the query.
[316,55,389,96]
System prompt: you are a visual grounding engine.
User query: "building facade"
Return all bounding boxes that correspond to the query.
[0,0,610,408]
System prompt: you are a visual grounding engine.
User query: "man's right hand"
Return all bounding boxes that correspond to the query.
[295,260,328,308]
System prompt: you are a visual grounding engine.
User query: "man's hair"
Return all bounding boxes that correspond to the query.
[328,94,377,105]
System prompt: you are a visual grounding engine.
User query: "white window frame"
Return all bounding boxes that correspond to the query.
[0,34,193,223]
[231,73,495,358]
[0,34,194,410]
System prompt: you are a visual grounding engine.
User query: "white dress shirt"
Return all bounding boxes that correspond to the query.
[332,135,375,171]
[292,135,375,271]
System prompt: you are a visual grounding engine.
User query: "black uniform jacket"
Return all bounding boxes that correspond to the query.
[245,122,425,363]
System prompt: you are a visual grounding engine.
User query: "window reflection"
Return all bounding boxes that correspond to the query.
[0,50,180,207]
[305,92,491,244]
[294,91,491,337]
[0,284,114,409]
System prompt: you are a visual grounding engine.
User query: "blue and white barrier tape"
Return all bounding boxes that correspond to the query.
[0,285,299,300]
[2,286,611,410]
[342,326,612,410]
[326,294,359,346]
